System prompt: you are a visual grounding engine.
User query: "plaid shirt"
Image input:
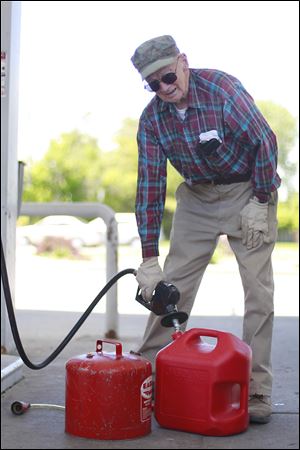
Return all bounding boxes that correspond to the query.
[136,69,281,258]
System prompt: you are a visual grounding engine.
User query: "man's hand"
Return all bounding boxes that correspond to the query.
[240,198,270,249]
[136,257,164,301]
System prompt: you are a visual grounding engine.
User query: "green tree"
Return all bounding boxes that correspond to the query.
[256,100,298,197]
[101,119,138,212]
[22,102,298,237]
[23,130,104,203]
[277,192,299,232]
[101,119,183,225]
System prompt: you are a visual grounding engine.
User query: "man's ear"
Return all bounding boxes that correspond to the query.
[181,53,189,70]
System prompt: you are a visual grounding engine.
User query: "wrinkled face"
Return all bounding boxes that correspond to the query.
[146,54,190,107]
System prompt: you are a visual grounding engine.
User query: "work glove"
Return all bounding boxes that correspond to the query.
[136,257,164,301]
[240,198,270,249]
[197,138,222,156]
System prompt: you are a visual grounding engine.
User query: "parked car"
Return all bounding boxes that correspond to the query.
[88,213,140,246]
[17,215,104,247]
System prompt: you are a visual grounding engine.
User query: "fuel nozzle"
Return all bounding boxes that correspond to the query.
[135,281,188,332]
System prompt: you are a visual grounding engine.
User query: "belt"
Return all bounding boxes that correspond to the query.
[199,172,251,185]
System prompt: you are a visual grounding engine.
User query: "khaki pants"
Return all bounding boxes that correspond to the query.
[137,181,278,396]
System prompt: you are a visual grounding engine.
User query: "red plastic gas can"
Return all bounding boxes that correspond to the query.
[65,339,152,440]
[155,328,252,436]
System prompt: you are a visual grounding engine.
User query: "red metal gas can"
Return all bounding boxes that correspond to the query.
[65,339,152,440]
[155,328,252,436]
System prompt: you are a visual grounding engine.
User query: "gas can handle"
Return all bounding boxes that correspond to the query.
[180,328,226,347]
[96,339,123,358]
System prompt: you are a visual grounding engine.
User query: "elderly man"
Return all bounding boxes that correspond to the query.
[131,35,281,424]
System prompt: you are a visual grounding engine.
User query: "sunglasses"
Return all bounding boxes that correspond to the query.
[144,56,180,93]
[144,72,177,93]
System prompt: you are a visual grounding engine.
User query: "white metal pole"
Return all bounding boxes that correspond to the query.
[1,1,21,353]
[20,202,119,337]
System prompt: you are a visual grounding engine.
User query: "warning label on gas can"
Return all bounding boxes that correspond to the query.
[140,375,152,422]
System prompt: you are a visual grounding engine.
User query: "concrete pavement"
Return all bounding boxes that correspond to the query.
[1,313,299,449]
[1,242,299,447]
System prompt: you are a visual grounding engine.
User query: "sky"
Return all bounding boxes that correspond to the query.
[17,0,299,162]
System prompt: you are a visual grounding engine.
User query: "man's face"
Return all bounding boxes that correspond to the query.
[146,54,189,107]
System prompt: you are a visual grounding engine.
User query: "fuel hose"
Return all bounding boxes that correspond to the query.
[1,237,136,370]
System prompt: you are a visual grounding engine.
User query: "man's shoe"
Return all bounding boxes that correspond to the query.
[249,394,272,424]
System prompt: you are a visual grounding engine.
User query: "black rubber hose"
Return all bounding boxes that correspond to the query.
[1,237,136,370]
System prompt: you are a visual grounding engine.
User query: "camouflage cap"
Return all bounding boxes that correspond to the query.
[131,35,180,80]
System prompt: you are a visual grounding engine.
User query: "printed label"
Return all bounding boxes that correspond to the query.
[140,375,152,422]
[1,51,7,97]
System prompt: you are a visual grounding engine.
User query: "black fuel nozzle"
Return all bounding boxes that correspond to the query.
[135,281,188,331]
